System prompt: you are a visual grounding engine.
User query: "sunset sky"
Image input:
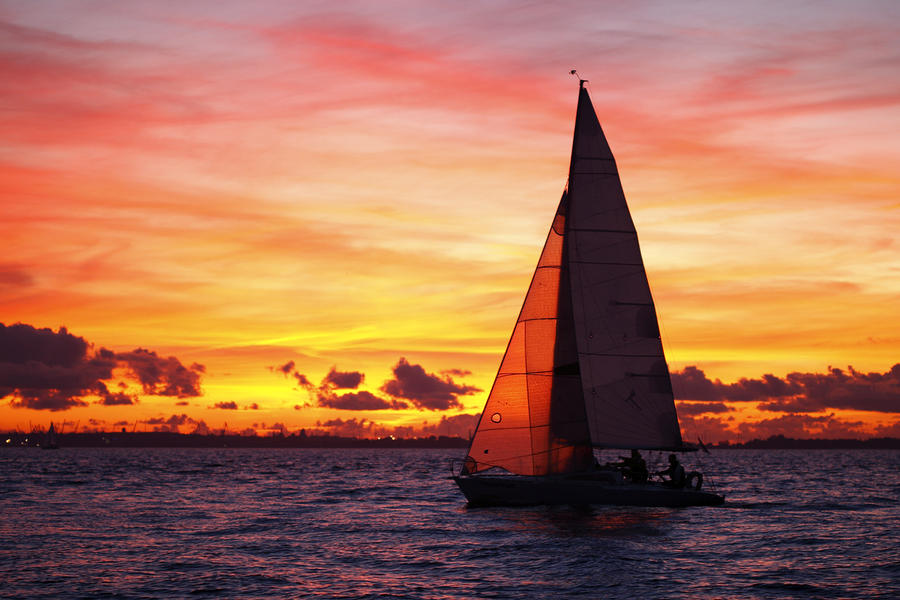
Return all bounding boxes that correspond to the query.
[2,0,899,442]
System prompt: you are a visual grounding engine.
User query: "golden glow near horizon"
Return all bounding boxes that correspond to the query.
[2,2,899,441]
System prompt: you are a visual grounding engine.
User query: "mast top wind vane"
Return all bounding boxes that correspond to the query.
[569,69,587,88]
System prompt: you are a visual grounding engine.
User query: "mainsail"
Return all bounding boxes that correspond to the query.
[465,83,682,476]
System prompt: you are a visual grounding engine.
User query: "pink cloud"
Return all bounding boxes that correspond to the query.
[258,15,570,126]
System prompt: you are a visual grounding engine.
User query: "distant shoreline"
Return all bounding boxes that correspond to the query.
[709,435,900,450]
[3,431,470,449]
[4,431,900,449]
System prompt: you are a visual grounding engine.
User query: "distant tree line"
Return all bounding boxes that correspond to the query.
[2,430,470,449]
[711,435,900,449]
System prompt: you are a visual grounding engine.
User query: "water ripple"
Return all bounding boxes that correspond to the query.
[1,447,898,599]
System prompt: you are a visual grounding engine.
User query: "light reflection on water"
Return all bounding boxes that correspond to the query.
[1,448,898,599]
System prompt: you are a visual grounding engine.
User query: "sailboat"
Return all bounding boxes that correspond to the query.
[42,421,60,450]
[453,80,724,507]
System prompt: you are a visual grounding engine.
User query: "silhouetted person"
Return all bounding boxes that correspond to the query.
[606,449,648,483]
[657,453,686,488]
[624,449,648,483]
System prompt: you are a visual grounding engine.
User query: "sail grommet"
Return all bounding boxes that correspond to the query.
[491,412,502,423]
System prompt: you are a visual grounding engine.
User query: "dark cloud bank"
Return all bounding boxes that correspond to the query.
[672,364,900,441]
[278,357,900,417]
[672,364,900,413]
[380,358,479,410]
[281,361,899,441]
[275,357,480,412]
[1,322,204,411]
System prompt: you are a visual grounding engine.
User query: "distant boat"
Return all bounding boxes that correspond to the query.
[43,422,60,450]
[453,80,723,507]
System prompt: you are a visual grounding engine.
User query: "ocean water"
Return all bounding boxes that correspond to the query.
[1,448,898,599]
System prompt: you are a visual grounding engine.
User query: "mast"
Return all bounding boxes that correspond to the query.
[565,86,683,450]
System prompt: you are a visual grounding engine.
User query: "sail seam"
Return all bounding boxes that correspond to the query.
[479,419,592,432]
[569,261,642,266]
[582,342,664,353]
[497,371,552,376]
[591,443,693,451]
[472,441,591,469]
[580,352,666,358]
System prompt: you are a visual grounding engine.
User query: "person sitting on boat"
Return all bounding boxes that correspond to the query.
[657,454,686,488]
[608,449,648,483]
[625,450,648,483]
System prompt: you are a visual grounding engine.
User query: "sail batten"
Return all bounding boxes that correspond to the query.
[463,85,682,476]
